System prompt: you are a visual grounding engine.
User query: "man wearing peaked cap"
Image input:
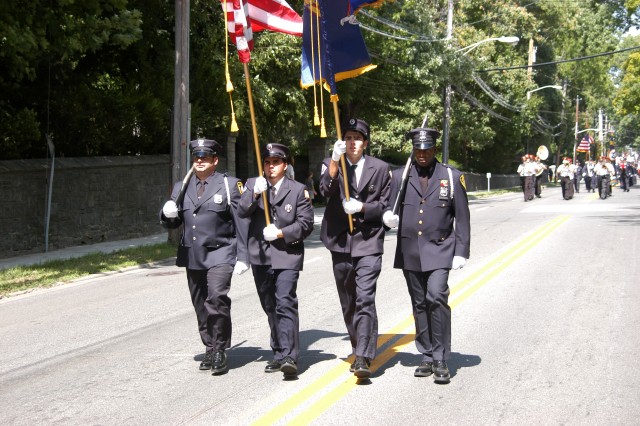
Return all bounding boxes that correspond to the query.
[319,117,392,379]
[159,137,249,376]
[382,126,470,384]
[238,142,314,378]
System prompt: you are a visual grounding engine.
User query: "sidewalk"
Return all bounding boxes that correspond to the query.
[0,207,328,271]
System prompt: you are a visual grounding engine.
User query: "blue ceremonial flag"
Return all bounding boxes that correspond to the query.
[300,0,377,95]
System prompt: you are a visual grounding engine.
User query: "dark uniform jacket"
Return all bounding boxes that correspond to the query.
[238,177,314,271]
[160,171,249,270]
[319,155,391,257]
[389,160,470,272]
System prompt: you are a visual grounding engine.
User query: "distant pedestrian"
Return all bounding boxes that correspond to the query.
[305,171,317,205]
[556,157,574,200]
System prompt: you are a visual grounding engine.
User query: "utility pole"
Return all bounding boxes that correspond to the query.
[441,0,453,164]
[599,109,604,156]
[172,0,190,185]
[170,0,190,244]
[527,39,536,81]
[573,96,579,162]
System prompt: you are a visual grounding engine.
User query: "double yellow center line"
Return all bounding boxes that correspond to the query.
[253,215,570,425]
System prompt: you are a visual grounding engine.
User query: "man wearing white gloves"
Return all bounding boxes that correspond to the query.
[319,118,391,379]
[159,138,249,376]
[383,127,470,384]
[238,143,314,379]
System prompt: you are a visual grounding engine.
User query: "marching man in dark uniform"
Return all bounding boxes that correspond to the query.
[383,128,470,384]
[238,143,314,379]
[319,118,391,379]
[160,138,249,375]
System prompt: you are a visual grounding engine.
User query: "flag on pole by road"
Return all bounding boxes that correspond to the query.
[576,133,593,153]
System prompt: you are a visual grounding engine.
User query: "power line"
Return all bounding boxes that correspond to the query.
[476,45,640,73]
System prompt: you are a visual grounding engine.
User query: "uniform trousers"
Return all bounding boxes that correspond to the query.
[402,269,451,362]
[186,264,233,352]
[252,266,300,361]
[331,252,380,360]
[523,176,535,201]
[534,175,543,197]
[619,172,628,191]
[560,176,574,199]
[597,175,611,197]
[584,176,593,191]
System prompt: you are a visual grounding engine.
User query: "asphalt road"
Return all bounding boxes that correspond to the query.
[1,185,639,425]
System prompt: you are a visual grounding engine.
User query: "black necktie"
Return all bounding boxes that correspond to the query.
[348,164,357,188]
[197,180,206,198]
[270,186,277,223]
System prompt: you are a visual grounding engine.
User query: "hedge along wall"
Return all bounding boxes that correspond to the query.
[0,155,173,259]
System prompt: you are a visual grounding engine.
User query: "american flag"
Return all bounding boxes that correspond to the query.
[576,133,593,153]
[222,0,302,63]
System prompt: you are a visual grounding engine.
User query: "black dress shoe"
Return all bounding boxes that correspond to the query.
[353,356,371,379]
[433,360,450,384]
[264,359,282,373]
[199,351,213,370]
[349,362,355,373]
[414,361,433,377]
[211,350,228,375]
[280,357,298,377]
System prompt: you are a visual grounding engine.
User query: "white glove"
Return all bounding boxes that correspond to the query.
[162,201,179,218]
[233,261,249,275]
[263,224,280,241]
[332,140,347,161]
[382,210,399,228]
[254,176,268,195]
[342,198,363,215]
[452,256,466,270]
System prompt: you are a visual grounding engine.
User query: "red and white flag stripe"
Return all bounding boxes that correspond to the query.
[222,0,302,63]
[248,0,303,35]
[223,0,254,63]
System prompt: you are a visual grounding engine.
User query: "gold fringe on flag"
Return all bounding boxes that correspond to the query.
[310,1,320,127]
[314,1,326,137]
[224,15,238,132]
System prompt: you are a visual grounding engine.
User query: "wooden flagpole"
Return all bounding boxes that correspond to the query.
[244,62,271,225]
[331,99,353,232]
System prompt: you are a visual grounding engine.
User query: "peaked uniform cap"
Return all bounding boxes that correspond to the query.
[406,127,440,150]
[189,138,222,156]
[262,143,290,161]
[342,118,370,141]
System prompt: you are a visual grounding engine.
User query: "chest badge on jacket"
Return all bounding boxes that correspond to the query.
[214,194,223,204]
[439,180,449,200]
[285,204,293,212]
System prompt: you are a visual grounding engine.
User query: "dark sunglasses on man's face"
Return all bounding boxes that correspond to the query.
[192,151,215,160]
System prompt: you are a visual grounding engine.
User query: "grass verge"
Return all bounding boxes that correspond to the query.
[0,243,176,298]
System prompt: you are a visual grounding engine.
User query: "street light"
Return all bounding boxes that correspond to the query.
[442,36,520,164]
[455,36,520,56]
[526,84,563,100]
